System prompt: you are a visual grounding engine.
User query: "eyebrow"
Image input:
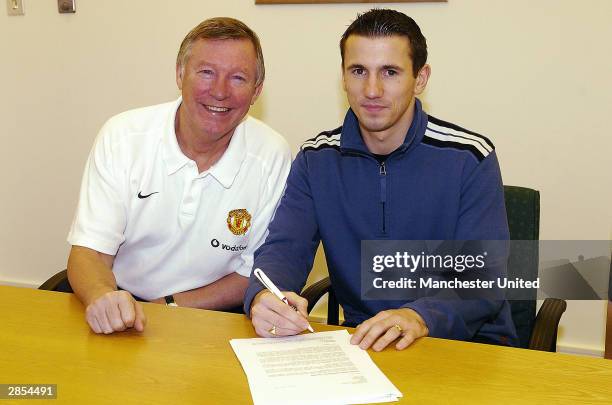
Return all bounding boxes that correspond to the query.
[345,63,365,70]
[193,62,251,76]
[382,64,404,71]
[345,63,405,72]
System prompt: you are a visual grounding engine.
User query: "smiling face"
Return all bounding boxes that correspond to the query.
[342,35,430,154]
[176,38,262,143]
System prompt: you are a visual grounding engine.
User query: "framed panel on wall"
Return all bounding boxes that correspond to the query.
[256,1,447,4]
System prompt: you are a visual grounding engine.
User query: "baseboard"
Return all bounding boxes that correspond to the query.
[555,344,604,358]
[0,278,38,289]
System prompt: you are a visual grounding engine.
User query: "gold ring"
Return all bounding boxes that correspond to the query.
[393,324,403,334]
[268,325,277,336]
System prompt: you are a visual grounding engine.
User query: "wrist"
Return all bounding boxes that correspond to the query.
[85,286,116,306]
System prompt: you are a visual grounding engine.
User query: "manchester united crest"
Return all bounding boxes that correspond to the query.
[227,209,251,236]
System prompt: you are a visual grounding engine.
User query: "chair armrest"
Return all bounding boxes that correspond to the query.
[38,269,68,291]
[301,277,339,325]
[302,277,332,313]
[605,301,612,359]
[528,298,567,352]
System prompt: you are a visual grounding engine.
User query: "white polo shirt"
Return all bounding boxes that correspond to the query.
[68,98,291,300]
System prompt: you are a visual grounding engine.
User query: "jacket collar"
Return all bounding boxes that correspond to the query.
[340,98,428,155]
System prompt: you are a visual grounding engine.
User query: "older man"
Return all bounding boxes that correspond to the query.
[67,17,290,334]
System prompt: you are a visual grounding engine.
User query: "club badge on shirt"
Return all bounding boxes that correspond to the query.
[227,209,251,236]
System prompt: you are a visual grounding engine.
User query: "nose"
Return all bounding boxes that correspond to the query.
[364,75,383,99]
[210,76,230,100]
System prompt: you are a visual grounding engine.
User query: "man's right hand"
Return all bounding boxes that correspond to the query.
[84,290,146,334]
[250,290,310,337]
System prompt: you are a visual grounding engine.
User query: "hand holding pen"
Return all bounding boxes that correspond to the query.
[251,268,315,337]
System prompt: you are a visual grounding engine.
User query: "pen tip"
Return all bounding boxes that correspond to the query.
[308,325,315,333]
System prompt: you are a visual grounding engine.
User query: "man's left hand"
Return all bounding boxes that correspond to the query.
[350,308,429,351]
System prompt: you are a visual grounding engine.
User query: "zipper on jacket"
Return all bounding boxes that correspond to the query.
[379,161,387,234]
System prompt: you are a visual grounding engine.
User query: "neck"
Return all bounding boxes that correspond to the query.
[361,99,416,155]
[175,105,233,173]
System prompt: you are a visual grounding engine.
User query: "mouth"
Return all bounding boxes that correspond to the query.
[361,104,387,113]
[203,104,231,113]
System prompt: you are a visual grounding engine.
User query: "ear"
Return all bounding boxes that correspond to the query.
[250,82,264,105]
[176,64,183,90]
[341,64,348,92]
[414,64,431,96]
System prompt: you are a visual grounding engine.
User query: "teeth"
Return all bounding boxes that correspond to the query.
[206,105,230,112]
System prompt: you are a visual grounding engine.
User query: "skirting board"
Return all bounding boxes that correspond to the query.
[0,279,38,289]
[556,344,604,358]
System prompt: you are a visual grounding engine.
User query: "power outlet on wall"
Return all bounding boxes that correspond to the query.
[6,0,24,16]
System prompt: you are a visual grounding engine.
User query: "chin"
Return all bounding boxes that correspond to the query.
[360,119,391,133]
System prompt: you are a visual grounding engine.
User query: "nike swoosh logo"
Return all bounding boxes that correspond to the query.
[138,191,159,199]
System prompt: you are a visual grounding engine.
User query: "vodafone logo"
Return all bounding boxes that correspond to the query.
[210,239,247,252]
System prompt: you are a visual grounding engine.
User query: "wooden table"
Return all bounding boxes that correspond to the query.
[1,285,611,404]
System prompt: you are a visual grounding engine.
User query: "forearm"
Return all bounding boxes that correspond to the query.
[170,272,249,310]
[67,245,116,306]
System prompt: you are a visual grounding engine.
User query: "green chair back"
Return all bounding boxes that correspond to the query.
[503,185,540,349]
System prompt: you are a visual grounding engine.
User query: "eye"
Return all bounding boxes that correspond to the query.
[232,75,247,82]
[351,68,366,77]
[384,69,398,77]
[198,69,214,76]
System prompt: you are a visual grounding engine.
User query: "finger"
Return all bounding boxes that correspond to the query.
[372,325,402,352]
[94,306,114,334]
[86,311,102,334]
[266,317,303,336]
[117,295,136,328]
[396,330,418,350]
[350,322,370,345]
[133,302,146,332]
[252,315,297,338]
[285,292,309,317]
[252,316,270,337]
[264,317,302,337]
[256,304,305,334]
[251,302,304,337]
[357,321,391,350]
[350,312,390,345]
[91,317,103,334]
[260,293,310,331]
[105,301,127,332]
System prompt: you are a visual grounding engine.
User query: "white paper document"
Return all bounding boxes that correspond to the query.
[230,330,402,405]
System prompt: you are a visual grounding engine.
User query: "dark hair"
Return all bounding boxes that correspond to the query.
[177,17,265,86]
[340,9,427,77]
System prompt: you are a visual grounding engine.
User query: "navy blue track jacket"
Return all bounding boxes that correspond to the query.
[244,99,518,346]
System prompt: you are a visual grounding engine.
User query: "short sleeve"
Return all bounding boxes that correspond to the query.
[67,122,127,255]
[233,139,292,277]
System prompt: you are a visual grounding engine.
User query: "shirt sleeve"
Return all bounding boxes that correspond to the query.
[402,151,515,342]
[233,140,293,278]
[67,121,127,255]
[243,151,321,314]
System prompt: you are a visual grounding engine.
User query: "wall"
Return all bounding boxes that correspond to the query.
[1,0,610,355]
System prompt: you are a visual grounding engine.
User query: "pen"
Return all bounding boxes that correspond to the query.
[253,268,315,333]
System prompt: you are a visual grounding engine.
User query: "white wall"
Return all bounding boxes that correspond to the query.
[1,0,610,354]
